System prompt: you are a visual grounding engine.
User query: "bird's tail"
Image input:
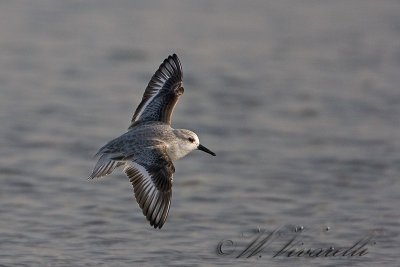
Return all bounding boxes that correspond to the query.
[89,153,123,179]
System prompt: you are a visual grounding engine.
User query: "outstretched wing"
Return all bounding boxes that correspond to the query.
[129,54,183,128]
[124,147,175,229]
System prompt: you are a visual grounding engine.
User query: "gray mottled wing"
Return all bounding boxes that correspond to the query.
[123,147,175,229]
[129,54,183,129]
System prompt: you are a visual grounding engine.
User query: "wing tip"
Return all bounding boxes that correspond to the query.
[163,53,182,79]
[169,53,179,68]
[140,192,171,229]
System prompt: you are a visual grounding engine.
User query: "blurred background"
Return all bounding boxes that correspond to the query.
[0,0,399,266]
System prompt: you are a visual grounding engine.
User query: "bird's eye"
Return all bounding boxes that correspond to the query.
[188,137,195,143]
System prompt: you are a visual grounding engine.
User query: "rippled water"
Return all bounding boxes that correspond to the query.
[1,1,399,266]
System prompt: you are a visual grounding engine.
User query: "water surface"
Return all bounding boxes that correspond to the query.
[0,1,399,266]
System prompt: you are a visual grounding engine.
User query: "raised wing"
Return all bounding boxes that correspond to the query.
[129,54,183,128]
[124,147,175,229]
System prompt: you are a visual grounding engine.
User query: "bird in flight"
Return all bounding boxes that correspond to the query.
[90,54,216,229]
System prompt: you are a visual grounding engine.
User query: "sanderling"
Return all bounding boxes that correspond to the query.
[90,54,215,229]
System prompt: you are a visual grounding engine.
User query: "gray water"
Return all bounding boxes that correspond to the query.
[1,1,399,266]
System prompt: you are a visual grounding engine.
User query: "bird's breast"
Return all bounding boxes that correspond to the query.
[166,142,192,161]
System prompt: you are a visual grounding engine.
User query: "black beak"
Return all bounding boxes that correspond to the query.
[198,144,216,156]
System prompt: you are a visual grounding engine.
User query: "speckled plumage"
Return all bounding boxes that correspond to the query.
[89,54,215,229]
